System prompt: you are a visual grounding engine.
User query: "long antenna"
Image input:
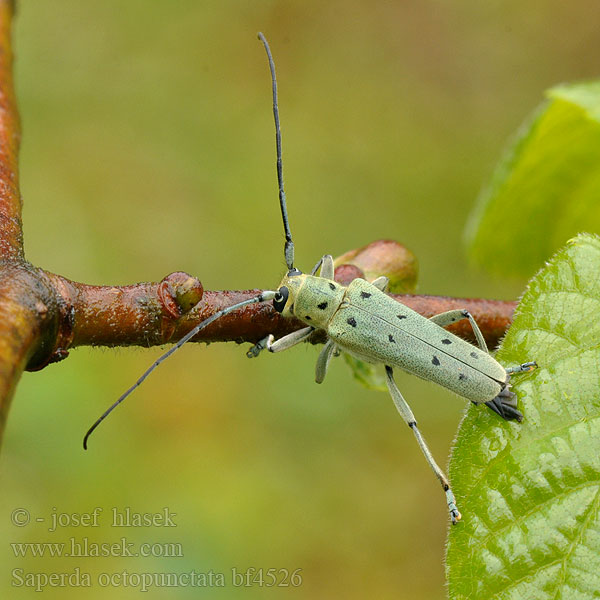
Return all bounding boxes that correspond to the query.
[258,32,295,271]
[83,290,277,449]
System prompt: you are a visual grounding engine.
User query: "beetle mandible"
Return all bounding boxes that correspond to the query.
[84,33,536,524]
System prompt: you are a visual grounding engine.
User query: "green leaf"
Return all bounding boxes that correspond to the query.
[447,233,600,599]
[465,81,600,277]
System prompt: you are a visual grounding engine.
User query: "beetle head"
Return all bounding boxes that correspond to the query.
[273,269,305,317]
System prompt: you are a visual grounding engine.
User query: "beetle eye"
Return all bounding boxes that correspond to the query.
[273,286,289,313]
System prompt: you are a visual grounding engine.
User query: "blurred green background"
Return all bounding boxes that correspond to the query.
[2,1,599,598]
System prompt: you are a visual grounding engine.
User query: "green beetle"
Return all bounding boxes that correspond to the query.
[84,33,536,524]
[246,256,534,524]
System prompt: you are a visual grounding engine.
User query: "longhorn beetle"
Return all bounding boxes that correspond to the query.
[84,33,537,524]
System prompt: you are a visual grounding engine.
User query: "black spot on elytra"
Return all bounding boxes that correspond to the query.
[328,282,336,291]
[388,334,395,343]
[441,338,452,345]
[458,374,467,381]
[470,351,478,359]
[317,302,328,310]
[347,317,357,327]
[397,315,407,320]
[360,291,372,299]
[432,356,440,366]
[305,315,311,321]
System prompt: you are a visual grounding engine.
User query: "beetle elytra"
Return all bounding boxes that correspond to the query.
[84,33,536,524]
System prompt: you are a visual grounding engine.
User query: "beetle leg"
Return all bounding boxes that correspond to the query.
[246,326,314,358]
[429,309,488,353]
[485,362,536,421]
[310,254,334,279]
[485,388,523,422]
[506,362,537,374]
[310,257,323,276]
[370,276,389,292]
[315,338,337,384]
[385,366,461,524]
[246,335,274,358]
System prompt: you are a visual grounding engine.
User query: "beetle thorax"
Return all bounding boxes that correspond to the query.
[289,275,345,328]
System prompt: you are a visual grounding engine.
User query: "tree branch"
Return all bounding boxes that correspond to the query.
[42,270,516,355]
[0,0,21,263]
[0,1,32,441]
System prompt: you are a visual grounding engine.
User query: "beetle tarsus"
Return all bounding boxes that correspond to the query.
[506,361,537,374]
[485,360,537,421]
[485,390,524,422]
[246,334,274,358]
[446,489,462,525]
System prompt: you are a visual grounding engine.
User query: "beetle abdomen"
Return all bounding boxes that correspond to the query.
[327,279,505,403]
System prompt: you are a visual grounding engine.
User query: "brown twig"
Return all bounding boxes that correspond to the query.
[42,273,516,353]
[0,0,33,442]
[0,0,20,263]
